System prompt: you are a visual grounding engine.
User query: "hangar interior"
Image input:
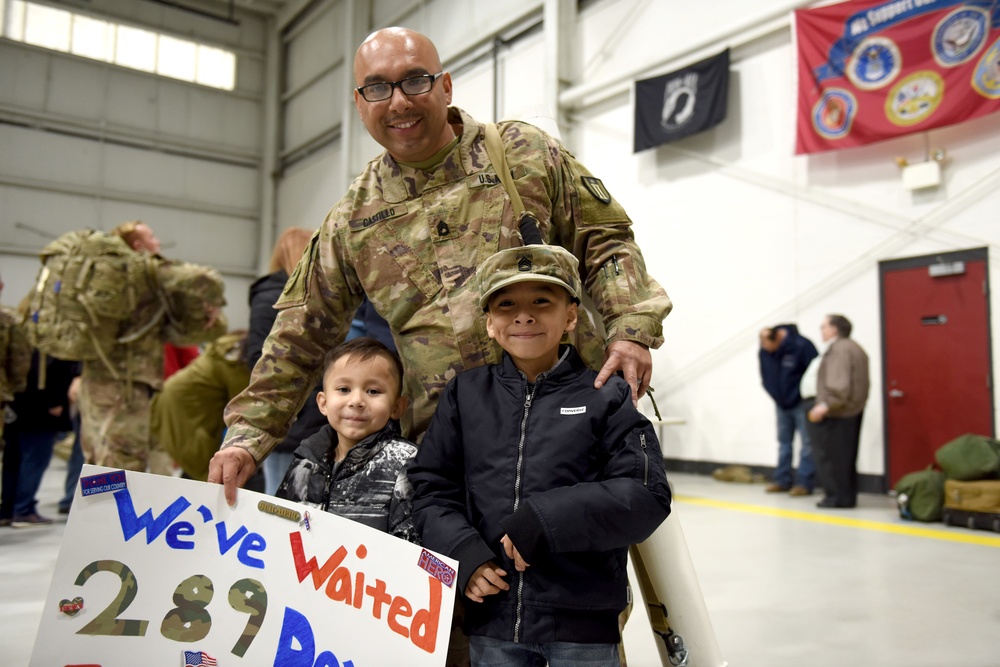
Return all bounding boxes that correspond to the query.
[1,1,998,665]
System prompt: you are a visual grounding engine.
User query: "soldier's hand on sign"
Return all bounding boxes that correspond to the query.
[594,340,651,407]
[207,447,257,505]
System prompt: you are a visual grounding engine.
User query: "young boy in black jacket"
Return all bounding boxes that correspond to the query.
[276,337,418,542]
[410,245,672,666]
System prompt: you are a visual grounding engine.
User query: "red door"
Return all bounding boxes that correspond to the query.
[880,249,993,488]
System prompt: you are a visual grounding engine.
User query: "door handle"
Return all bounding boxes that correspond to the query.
[889,389,905,398]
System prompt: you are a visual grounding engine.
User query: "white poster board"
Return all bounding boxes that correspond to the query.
[31,466,457,667]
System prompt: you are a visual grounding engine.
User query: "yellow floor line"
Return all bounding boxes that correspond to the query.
[674,494,1000,548]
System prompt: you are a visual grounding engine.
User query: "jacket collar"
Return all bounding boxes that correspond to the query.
[498,345,586,386]
[298,420,401,467]
[377,107,485,204]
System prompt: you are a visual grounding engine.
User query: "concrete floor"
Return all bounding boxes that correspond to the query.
[2,458,999,666]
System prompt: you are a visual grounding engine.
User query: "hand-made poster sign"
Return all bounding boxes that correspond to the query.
[31,465,457,667]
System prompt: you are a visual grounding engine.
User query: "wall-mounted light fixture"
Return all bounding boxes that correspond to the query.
[894,149,946,190]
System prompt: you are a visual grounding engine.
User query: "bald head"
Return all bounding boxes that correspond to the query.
[352,27,455,162]
[354,28,442,84]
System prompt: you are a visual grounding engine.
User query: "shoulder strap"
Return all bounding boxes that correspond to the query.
[484,123,524,217]
[484,123,543,245]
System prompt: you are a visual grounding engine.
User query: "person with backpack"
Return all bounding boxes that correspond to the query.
[71,221,229,473]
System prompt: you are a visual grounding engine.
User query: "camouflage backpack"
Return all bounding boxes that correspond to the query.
[24,229,168,377]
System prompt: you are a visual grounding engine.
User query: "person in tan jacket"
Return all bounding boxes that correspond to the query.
[808,314,870,508]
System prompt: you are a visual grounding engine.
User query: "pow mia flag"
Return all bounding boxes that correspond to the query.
[633,48,730,153]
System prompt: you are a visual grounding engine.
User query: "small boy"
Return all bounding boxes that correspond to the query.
[276,337,418,542]
[410,245,672,666]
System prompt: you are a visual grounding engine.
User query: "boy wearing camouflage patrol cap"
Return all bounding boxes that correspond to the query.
[410,245,673,666]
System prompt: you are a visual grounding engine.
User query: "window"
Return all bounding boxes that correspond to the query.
[1,0,237,90]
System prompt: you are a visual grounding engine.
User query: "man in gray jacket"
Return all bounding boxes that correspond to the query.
[808,314,870,508]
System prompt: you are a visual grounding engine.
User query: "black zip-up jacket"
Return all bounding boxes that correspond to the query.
[248,271,327,454]
[410,346,672,644]
[276,421,418,542]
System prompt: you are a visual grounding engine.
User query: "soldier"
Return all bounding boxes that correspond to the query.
[209,27,672,500]
[0,272,31,413]
[78,221,228,473]
[0,272,33,526]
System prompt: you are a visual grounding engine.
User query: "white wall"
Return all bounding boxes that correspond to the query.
[570,0,1000,478]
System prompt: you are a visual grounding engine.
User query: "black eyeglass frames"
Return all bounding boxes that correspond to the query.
[356,72,444,102]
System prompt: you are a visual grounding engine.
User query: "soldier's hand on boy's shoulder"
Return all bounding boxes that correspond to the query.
[501,534,531,572]
[593,340,651,406]
[465,561,509,603]
[207,447,257,505]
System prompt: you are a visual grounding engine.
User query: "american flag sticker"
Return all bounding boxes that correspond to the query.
[417,549,456,588]
[183,650,217,666]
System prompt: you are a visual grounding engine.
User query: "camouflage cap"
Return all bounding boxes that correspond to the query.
[477,244,581,310]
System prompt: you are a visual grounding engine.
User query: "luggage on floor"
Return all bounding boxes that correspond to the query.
[894,467,945,522]
[934,434,1000,481]
[940,508,1000,533]
[941,479,1000,533]
[943,479,1000,513]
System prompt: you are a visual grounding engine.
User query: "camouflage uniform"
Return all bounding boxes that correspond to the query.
[80,258,227,472]
[0,306,32,442]
[224,107,671,461]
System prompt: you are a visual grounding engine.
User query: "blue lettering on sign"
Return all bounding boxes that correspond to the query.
[111,488,268,567]
[273,606,354,667]
[216,522,267,569]
[114,489,191,544]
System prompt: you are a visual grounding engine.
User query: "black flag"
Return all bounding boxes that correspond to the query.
[633,49,730,153]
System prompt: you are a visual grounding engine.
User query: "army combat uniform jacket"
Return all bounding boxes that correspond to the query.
[0,306,31,403]
[80,256,228,472]
[224,107,672,460]
[82,257,229,389]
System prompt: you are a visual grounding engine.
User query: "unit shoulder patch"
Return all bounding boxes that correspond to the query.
[581,176,612,205]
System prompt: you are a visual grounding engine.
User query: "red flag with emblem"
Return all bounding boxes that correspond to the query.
[795,0,1000,155]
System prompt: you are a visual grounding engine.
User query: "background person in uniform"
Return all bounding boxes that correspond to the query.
[807,314,870,509]
[758,324,818,496]
[150,331,252,483]
[0,272,32,527]
[410,245,671,667]
[77,220,228,473]
[209,26,670,500]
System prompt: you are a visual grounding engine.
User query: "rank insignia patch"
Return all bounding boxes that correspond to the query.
[581,176,611,204]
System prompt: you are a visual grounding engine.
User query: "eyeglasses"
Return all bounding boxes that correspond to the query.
[356,72,444,102]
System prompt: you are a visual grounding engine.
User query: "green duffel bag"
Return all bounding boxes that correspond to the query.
[894,467,946,522]
[935,434,1000,481]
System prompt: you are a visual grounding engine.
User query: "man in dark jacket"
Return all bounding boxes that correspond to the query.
[759,324,819,496]
[4,351,77,526]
